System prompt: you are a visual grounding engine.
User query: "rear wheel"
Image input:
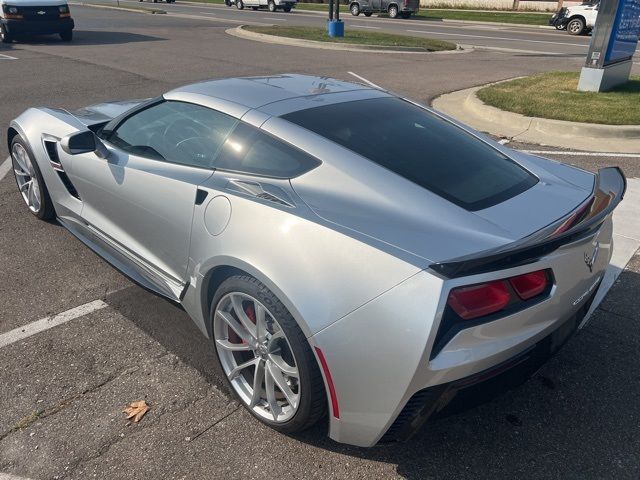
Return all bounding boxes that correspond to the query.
[11,137,55,220]
[236,0,244,9]
[567,17,585,35]
[350,3,360,15]
[268,1,276,12]
[60,30,72,41]
[211,275,326,433]
[388,4,398,18]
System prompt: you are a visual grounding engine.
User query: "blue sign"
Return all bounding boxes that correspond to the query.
[605,0,640,63]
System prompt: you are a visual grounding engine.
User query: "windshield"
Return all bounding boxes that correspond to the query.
[283,97,537,211]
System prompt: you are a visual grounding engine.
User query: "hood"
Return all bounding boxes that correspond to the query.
[71,99,149,126]
[290,150,595,266]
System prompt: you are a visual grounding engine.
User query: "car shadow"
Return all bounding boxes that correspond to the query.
[107,265,640,479]
[8,30,164,46]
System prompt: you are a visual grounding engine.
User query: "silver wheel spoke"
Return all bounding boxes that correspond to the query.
[14,168,29,178]
[249,359,265,408]
[19,180,32,193]
[231,294,257,340]
[228,357,259,380]
[215,339,252,352]
[268,353,298,377]
[264,367,280,421]
[255,303,267,342]
[267,360,298,410]
[217,310,253,345]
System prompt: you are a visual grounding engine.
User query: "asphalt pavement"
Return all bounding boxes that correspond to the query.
[0,5,639,479]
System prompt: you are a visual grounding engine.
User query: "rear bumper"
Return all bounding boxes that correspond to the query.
[380,287,597,442]
[1,17,74,35]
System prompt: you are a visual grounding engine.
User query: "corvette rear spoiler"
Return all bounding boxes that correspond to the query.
[431,167,627,278]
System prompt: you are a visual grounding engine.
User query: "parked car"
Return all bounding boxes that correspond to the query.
[549,1,598,35]
[350,0,419,18]
[0,0,74,43]
[225,0,296,12]
[7,74,625,447]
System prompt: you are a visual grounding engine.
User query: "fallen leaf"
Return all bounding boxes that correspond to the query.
[123,400,149,423]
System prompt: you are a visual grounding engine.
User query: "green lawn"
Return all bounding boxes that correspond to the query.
[476,72,640,125]
[243,25,456,50]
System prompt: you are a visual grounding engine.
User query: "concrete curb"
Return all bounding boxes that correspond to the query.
[432,82,640,154]
[71,2,166,13]
[227,25,469,54]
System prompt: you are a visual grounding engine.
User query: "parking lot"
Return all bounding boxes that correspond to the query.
[1,5,639,479]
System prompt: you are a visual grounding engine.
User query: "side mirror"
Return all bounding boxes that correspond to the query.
[60,130,109,159]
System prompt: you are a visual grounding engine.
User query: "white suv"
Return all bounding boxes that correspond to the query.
[549,1,599,35]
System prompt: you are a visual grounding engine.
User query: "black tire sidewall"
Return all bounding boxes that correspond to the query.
[209,275,325,433]
[10,136,55,220]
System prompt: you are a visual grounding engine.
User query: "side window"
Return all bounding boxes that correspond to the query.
[109,101,237,169]
[215,122,320,178]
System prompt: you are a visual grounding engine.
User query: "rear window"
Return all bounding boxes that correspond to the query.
[282,97,537,211]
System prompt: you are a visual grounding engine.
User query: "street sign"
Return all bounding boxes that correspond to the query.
[578,0,640,91]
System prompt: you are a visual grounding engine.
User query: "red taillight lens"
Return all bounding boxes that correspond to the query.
[509,270,548,300]
[447,281,510,320]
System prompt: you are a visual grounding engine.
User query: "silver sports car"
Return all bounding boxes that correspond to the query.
[8,74,625,447]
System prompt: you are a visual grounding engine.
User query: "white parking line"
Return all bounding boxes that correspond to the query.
[521,150,640,158]
[352,25,380,29]
[0,157,11,181]
[0,53,18,60]
[406,29,588,48]
[0,473,34,480]
[0,300,108,349]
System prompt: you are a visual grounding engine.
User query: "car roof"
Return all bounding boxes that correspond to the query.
[163,74,385,117]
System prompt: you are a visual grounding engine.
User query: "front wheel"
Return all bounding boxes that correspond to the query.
[350,3,360,15]
[567,17,585,35]
[236,0,244,9]
[11,137,55,220]
[60,30,72,41]
[268,0,276,12]
[0,25,12,43]
[211,275,326,433]
[388,4,398,18]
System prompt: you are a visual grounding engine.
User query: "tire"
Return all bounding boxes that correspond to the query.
[567,17,585,35]
[388,4,398,18]
[0,25,12,44]
[268,0,276,12]
[210,275,326,433]
[363,11,372,16]
[283,5,291,11]
[350,2,360,15]
[236,0,244,9]
[60,30,72,41]
[10,136,55,220]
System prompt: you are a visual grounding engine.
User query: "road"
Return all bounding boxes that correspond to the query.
[0,5,639,479]
[82,0,640,59]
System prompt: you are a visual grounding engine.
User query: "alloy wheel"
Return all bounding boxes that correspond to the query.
[214,292,300,423]
[12,143,41,213]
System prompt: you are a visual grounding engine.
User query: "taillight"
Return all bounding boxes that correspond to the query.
[447,280,510,320]
[509,270,548,300]
[446,269,550,321]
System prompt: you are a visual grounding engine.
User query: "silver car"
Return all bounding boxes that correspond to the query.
[7,74,625,447]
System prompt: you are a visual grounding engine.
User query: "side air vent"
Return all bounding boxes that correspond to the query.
[43,139,81,200]
[226,180,295,208]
